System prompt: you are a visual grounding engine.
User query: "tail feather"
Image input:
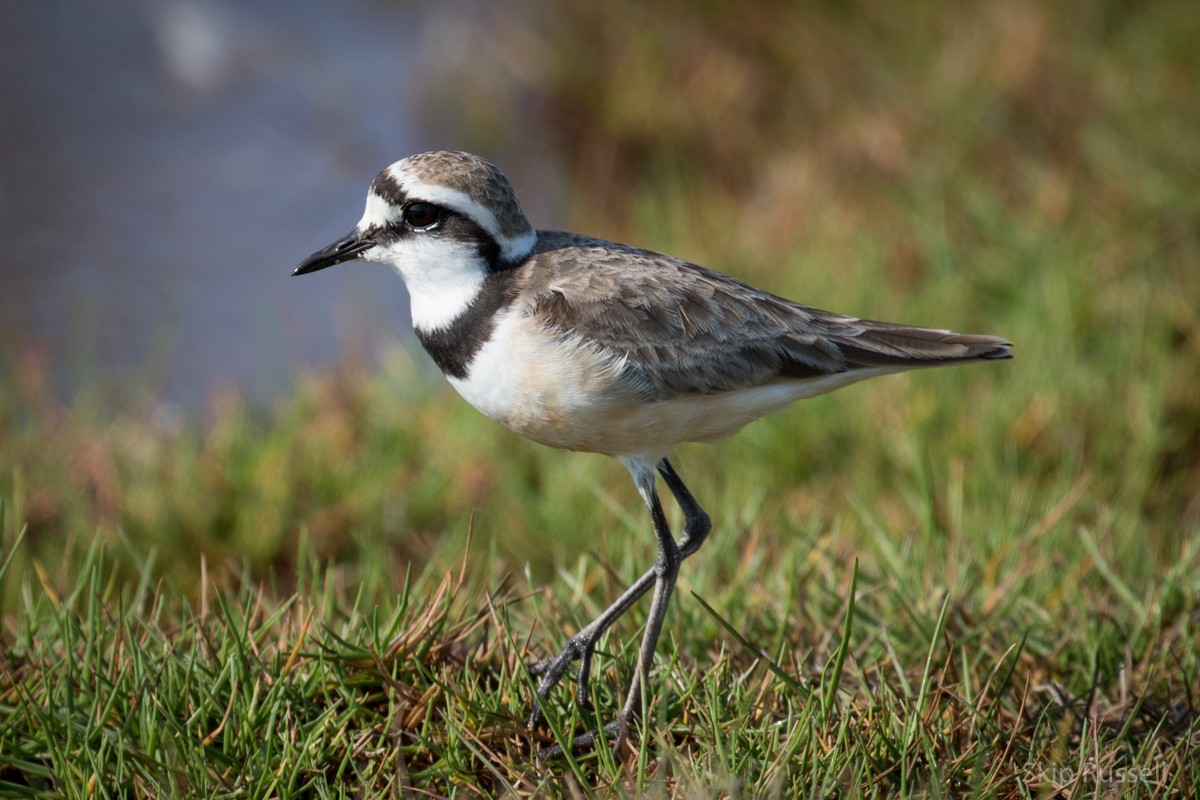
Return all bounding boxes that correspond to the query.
[836,322,1013,368]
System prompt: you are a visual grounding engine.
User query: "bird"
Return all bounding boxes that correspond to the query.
[294,150,1012,756]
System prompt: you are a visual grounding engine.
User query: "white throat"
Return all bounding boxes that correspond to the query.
[369,235,489,333]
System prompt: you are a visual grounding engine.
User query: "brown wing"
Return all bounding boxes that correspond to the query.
[523,232,1011,400]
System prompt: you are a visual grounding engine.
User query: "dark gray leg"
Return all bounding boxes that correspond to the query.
[610,467,679,753]
[528,457,712,756]
[657,458,712,559]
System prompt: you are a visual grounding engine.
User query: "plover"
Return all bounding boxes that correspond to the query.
[294,150,1011,755]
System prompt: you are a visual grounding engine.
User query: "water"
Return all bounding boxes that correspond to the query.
[0,0,442,407]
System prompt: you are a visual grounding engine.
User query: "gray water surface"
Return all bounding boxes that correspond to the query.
[1,0,444,407]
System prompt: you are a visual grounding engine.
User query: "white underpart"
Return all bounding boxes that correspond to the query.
[388,166,538,261]
[447,306,900,458]
[446,309,633,448]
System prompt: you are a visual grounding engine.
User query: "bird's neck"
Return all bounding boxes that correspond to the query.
[387,239,491,333]
[410,266,522,380]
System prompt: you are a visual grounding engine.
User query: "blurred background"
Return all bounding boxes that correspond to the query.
[3,0,436,407]
[1,0,1197,583]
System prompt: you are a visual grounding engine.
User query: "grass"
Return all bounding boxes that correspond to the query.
[2,465,1197,797]
[3,0,1200,795]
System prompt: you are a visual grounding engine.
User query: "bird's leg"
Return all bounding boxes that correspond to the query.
[527,568,658,724]
[529,458,712,758]
[527,459,710,724]
[610,469,680,754]
[656,458,712,559]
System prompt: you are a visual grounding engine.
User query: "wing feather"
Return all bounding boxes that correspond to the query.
[523,232,1011,400]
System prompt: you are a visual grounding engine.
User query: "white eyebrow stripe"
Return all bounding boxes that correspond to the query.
[357,191,394,230]
[389,170,536,261]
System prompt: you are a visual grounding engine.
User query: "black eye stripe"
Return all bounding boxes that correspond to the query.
[378,201,505,268]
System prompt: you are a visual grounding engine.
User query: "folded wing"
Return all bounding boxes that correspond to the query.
[525,233,1011,401]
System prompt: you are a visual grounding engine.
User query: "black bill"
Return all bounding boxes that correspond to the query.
[293,230,375,276]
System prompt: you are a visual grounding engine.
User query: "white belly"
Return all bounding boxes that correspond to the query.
[446,310,632,450]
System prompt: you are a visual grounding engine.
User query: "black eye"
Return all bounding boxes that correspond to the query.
[403,202,442,229]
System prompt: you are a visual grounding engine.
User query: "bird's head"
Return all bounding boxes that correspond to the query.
[294,151,537,331]
[294,150,536,279]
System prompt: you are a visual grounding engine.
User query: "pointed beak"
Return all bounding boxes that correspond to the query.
[293,230,375,276]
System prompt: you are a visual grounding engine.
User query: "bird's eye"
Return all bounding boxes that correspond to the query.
[403,202,442,229]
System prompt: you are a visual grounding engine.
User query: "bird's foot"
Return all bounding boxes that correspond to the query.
[528,636,646,761]
[534,714,632,762]
[526,633,599,729]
